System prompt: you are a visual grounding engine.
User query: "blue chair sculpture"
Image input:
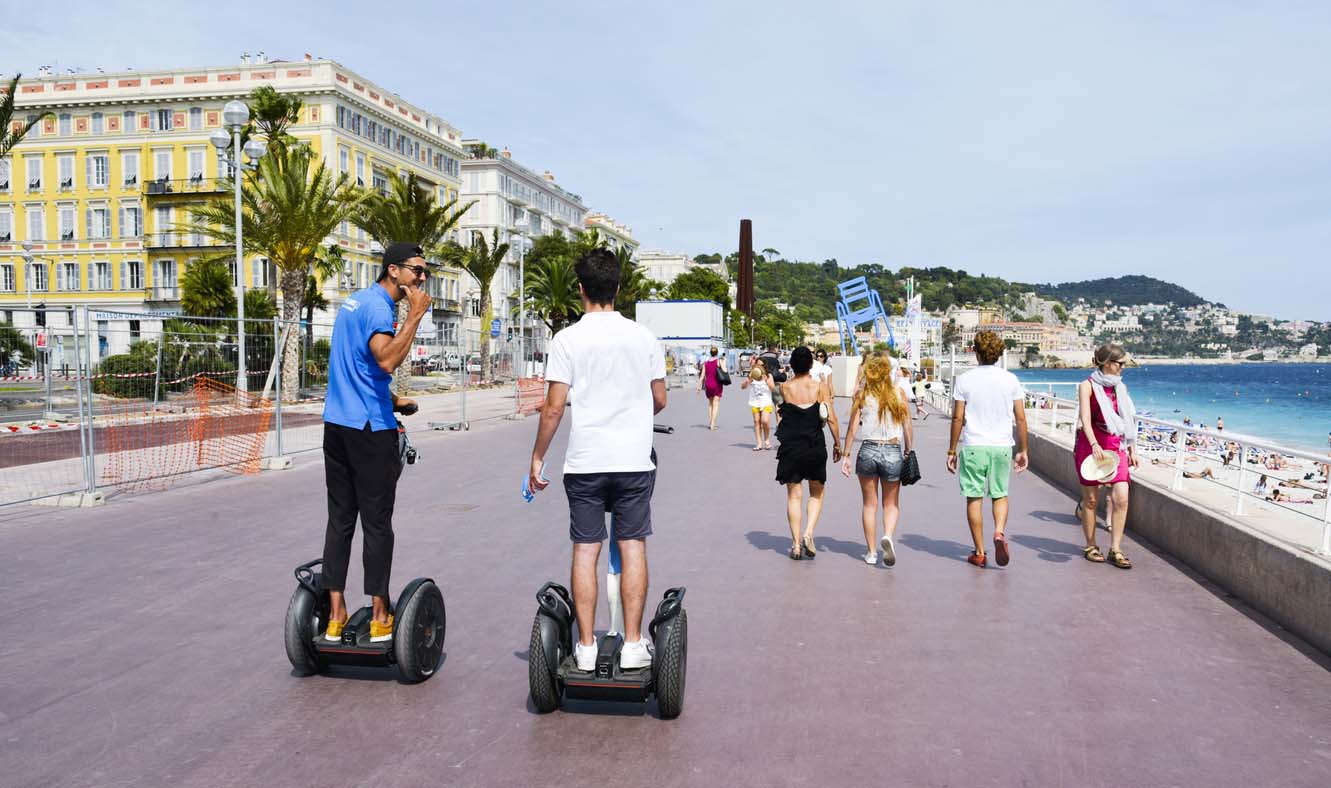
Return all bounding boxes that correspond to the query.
[835,276,894,355]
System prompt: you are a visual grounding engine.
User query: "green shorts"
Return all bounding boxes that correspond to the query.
[958,445,1012,499]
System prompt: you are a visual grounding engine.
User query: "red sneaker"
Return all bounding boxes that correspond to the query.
[993,535,1010,567]
[967,551,987,568]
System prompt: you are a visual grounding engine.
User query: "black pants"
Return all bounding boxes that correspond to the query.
[322,422,401,599]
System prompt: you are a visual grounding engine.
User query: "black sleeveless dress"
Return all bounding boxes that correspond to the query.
[774,402,827,484]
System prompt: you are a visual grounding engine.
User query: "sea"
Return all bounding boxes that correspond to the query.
[1010,363,1331,455]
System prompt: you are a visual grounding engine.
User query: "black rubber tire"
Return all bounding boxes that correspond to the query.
[283,586,321,675]
[528,614,562,713]
[654,609,688,719]
[394,581,446,683]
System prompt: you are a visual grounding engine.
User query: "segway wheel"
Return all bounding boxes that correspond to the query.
[654,609,688,719]
[394,581,446,682]
[528,614,563,713]
[284,586,323,675]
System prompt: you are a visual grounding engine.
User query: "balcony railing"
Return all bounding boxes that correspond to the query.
[143,177,228,195]
[145,233,227,249]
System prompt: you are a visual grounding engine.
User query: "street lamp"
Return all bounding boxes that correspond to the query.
[209,100,267,391]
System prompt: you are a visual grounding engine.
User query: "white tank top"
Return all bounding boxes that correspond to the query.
[860,393,903,442]
[748,378,772,407]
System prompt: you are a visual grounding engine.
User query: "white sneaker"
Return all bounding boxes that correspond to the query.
[881,535,896,567]
[574,640,598,672]
[620,637,653,669]
[863,551,878,565]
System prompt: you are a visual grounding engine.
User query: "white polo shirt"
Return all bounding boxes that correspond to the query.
[545,311,667,474]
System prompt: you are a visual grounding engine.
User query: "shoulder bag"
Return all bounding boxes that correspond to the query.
[900,450,922,486]
[715,365,732,386]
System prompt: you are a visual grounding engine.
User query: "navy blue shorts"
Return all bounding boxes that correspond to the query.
[564,470,655,544]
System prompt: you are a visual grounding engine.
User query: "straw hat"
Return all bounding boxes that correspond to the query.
[1079,452,1121,483]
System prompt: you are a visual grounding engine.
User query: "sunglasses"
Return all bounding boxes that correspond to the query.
[394,263,430,278]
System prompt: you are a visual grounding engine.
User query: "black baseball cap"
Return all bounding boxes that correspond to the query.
[383,242,425,267]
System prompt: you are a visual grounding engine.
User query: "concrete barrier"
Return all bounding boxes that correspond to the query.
[1027,430,1331,656]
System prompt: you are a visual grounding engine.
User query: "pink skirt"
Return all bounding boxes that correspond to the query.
[1073,427,1131,486]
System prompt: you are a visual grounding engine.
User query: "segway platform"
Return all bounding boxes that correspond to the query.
[284,559,446,682]
[528,582,688,718]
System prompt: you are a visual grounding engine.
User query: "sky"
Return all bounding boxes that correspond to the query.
[7,0,1331,320]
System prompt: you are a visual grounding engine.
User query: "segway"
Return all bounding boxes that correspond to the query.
[284,412,446,682]
[525,424,689,718]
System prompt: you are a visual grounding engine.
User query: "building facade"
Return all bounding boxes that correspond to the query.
[458,145,587,345]
[583,212,638,256]
[635,249,726,288]
[2,56,469,358]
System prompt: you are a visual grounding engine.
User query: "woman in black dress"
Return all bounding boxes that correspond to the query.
[776,347,842,560]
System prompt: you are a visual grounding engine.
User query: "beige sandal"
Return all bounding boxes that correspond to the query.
[1083,545,1106,563]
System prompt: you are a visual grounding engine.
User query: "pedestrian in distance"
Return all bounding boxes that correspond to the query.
[811,349,833,394]
[945,331,1029,568]
[776,346,842,560]
[759,344,787,424]
[742,359,776,450]
[841,354,913,567]
[1074,343,1140,569]
[319,242,431,643]
[695,345,727,431]
[527,247,668,671]
[912,372,930,421]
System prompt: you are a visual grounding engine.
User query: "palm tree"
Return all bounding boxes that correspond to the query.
[1,74,53,160]
[186,143,362,399]
[523,253,582,333]
[244,85,302,151]
[760,247,781,263]
[352,171,475,390]
[461,229,509,382]
[303,244,343,361]
[180,258,237,319]
[613,245,657,319]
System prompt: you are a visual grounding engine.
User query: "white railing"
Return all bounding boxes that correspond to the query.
[1023,389,1330,556]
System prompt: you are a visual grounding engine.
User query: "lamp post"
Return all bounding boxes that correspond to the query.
[209,100,267,392]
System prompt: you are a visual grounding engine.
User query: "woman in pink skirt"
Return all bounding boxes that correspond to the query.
[696,346,726,430]
[1074,343,1139,568]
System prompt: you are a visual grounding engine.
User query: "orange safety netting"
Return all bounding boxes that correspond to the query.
[99,376,273,496]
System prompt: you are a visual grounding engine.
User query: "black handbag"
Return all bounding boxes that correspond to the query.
[900,450,922,486]
[716,366,732,386]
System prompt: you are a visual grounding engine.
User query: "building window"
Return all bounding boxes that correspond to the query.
[155,260,177,288]
[0,158,8,192]
[120,203,142,237]
[91,112,104,134]
[0,208,11,242]
[252,257,269,288]
[339,147,348,173]
[122,260,144,290]
[121,151,139,187]
[58,205,76,240]
[57,155,74,190]
[58,113,71,136]
[153,109,172,132]
[189,107,203,130]
[58,262,80,291]
[31,262,48,291]
[123,110,136,130]
[88,153,109,188]
[87,206,110,239]
[355,153,365,186]
[0,264,13,292]
[154,206,173,245]
[226,258,238,286]
[92,262,112,291]
[188,149,205,182]
[26,207,44,240]
[153,150,172,181]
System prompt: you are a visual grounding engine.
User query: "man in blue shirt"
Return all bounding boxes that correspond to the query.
[321,242,432,643]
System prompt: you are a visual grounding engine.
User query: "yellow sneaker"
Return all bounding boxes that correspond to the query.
[324,618,347,642]
[369,615,395,643]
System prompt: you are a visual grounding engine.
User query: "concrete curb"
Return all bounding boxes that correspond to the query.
[1028,430,1331,656]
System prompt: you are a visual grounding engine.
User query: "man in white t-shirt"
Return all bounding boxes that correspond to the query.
[528,248,668,672]
[945,331,1029,569]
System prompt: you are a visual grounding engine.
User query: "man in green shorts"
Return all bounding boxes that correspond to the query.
[945,331,1029,568]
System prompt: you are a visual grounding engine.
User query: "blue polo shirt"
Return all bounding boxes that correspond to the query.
[323,284,398,432]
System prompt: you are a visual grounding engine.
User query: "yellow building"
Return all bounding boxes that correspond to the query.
[2,56,468,358]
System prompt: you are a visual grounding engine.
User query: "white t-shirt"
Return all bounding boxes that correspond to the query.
[860,393,904,442]
[952,364,1024,447]
[545,311,667,474]
[811,361,832,383]
[897,377,915,402]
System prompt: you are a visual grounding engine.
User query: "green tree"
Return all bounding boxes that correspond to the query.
[352,171,474,390]
[666,268,730,308]
[460,229,509,381]
[186,143,362,398]
[244,85,303,152]
[523,252,582,333]
[303,244,343,360]
[614,246,659,318]
[0,322,35,368]
[243,288,277,322]
[941,319,960,351]
[180,258,237,319]
[1,75,53,159]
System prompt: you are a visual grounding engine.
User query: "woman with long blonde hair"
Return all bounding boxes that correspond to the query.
[841,355,913,566]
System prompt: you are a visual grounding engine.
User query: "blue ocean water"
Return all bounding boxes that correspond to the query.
[1011,363,1331,454]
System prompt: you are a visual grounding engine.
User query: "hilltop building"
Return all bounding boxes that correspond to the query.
[583,212,638,256]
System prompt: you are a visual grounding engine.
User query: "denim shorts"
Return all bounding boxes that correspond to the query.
[855,442,903,481]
